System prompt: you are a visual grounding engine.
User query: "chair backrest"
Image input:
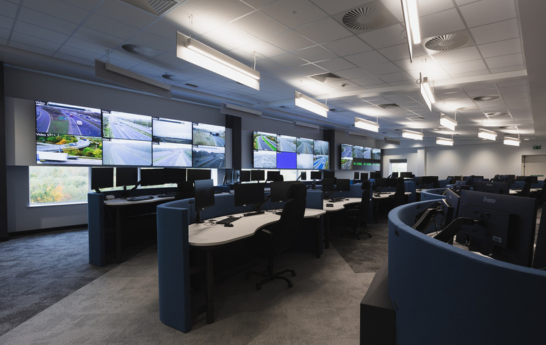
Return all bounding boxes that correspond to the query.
[521,177,532,197]
[394,178,406,206]
[273,183,307,250]
[359,180,371,220]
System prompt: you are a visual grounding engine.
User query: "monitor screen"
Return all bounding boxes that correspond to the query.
[277,135,296,152]
[140,168,165,186]
[473,181,510,195]
[361,172,369,180]
[311,171,322,180]
[152,118,192,145]
[102,110,152,141]
[337,179,350,192]
[363,147,372,159]
[193,123,225,147]
[372,149,381,160]
[354,172,360,180]
[254,150,276,169]
[322,178,335,192]
[194,179,215,211]
[313,155,329,170]
[270,182,299,202]
[152,142,192,167]
[400,172,412,178]
[192,146,225,168]
[276,152,297,169]
[251,170,265,181]
[341,144,353,170]
[164,168,186,184]
[35,101,102,137]
[36,134,103,165]
[187,169,211,182]
[102,139,151,166]
[240,170,251,182]
[266,171,280,182]
[323,170,335,179]
[116,167,138,186]
[313,140,329,155]
[234,183,265,207]
[253,131,277,151]
[91,167,113,190]
[353,146,364,158]
[296,137,313,154]
[297,153,313,169]
[300,172,307,180]
[391,172,399,178]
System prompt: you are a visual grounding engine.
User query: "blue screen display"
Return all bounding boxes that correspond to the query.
[276,152,296,169]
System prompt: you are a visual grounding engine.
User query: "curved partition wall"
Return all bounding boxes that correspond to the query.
[388,201,546,344]
[420,188,447,201]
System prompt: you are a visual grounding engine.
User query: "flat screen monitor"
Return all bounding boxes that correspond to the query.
[194,179,215,211]
[251,170,265,181]
[277,135,296,152]
[164,168,186,184]
[445,188,460,219]
[400,172,412,178]
[311,171,322,180]
[234,183,265,206]
[372,149,381,160]
[385,179,398,188]
[296,137,313,154]
[36,134,103,165]
[300,172,307,180]
[354,172,360,180]
[370,172,381,179]
[353,146,364,159]
[361,172,369,180]
[337,179,350,192]
[297,153,313,169]
[152,118,192,145]
[116,167,138,186]
[187,169,211,183]
[276,152,296,169]
[91,167,113,190]
[322,178,335,193]
[341,144,353,170]
[530,176,538,184]
[363,147,372,159]
[193,123,225,147]
[254,150,276,169]
[192,146,225,168]
[374,178,387,188]
[270,181,299,202]
[102,110,152,141]
[313,154,329,170]
[140,168,165,186]
[35,101,102,137]
[323,170,335,179]
[240,170,251,182]
[152,142,192,167]
[473,181,510,195]
[253,131,277,151]
[391,172,399,178]
[313,140,329,155]
[102,139,152,166]
[266,171,280,182]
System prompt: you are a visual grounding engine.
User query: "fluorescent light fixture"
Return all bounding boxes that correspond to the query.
[104,62,171,90]
[402,129,423,140]
[440,113,457,131]
[294,91,328,117]
[348,131,368,138]
[420,73,435,111]
[436,137,454,146]
[223,103,262,116]
[504,136,521,146]
[478,128,497,141]
[354,117,379,132]
[294,121,319,130]
[401,0,421,61]
[176,32,260,90]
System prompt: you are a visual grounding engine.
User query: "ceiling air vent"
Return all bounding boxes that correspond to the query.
[122,44,158,58]
[333,1,398,34]
[423,30,474,54]
[473,95,501,102]
[378,103,399,109]
[121,0,180,16]
[309,72,342,83]
[406,116,425,122]
[485,112,509,117]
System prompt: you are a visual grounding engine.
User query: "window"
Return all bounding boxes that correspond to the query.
[29,166,89,205]
[390,162,407,175]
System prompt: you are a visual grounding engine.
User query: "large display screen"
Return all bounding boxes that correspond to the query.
[36,133,102,165]
[313,140,329,155]
[313,155,329,170]
[277,152,297,169]
[35,101,102,137]
[153,118,192,145]
[253,150,276,169]
[372,149,381,160]
[297,153,313,169]
[340,143,381,171]
[102,110,152,141]
[102,139,152,166]
[277,135,296,152]
[152,142,192,167]
[192,146,225,168]
[253,131,277,151]
[297,138,313,154]
[193,123,225,147]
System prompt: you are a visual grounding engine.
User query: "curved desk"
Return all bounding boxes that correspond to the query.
[323,198,360,247]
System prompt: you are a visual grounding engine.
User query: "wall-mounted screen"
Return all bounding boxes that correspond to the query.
[313,155,329,170]
[277,152,297,169]
[152,118,192,145]
[340,143,381,171]
[297,153,313,169]
[192,146,225,168]
[341,144,353,170]
[372,149,381,160]
[152,142,192,167]
[364,147,372,159]
[253,150,276,169]
[313,140,329,155]
[36,133,102,165]
[296,138,313,154]
[102,110,152,141]
[193,123,225,147]
[353,146,364,158]
[102,139,151,166]
[35,101,102,137]
[277,135,296,152]
[253,131,277,151]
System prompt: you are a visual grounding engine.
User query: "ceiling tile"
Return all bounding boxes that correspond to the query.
[64,36,113,56]
[94,0,157,28]
[359,24,406,49]
[57,45,98,60]
[200,25,258,51]
[164,5,223,37]
[490,65,525,74]
[72,26,126,48]
[315,58,356,72]
[352,76,385,86]
[291,63,327,76]
[322,36,373,56]
[185,0,255,23]
[485,53,524,69]
[417,0,454,17]
[379,43,427,61]
[13,21,69,44]
[0,37,7,45]
[345,50,388,67]
[459,0,516,28]
[145,20,186,41]
[83,13,142,40]
[10,31,62,51]
[268,53,307,67]
[0,14,13,30]
[243,0,277,9]
[362,62,402,75]
[431,46,482,65]
[18,8,78,35]
[335,68,372,79]
[0,0,18,18]
[470,19,519,45]
[295,17,352,44]
[478,38,521,58]
[310,0,375,15]
[0,27,9,39]
[60,0,101,11]
[23,0,89,24]
[292,45,337,62]
[450,69,490,79]
[231,11,288,40]
[420,9,466,39]
[129,31,176,53]
[236,40,286,59]
[261,0,328,28]
[443,59,487,74]
[378,71,414,83]
[264,30,315,51]
[9,40,56,56]
[253,59,285,73]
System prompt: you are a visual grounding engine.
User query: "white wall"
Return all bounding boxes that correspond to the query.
[382,148,420,178]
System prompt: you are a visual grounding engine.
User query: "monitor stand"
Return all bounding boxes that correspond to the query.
[195,209,204,224]
[244,196,270,217]
[95,188,102,194]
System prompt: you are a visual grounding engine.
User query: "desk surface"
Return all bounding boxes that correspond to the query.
[104,195,175,206]
[509,188,538,195]
[323,198,361,212]
[373,191,412,200]
[189,208,325,246]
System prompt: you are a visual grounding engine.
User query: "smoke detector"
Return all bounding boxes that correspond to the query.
[473,95,501,102]
[121,0,181,16]
[423,30,474,54]
[122,44,158,58]
[333,1,398,34]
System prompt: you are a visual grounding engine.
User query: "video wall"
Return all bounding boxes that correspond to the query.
[252,131,329,170]
[340,144,381,171]
[35,101,226,168]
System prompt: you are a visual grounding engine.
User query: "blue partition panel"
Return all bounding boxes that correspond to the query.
[438,179,448,188]
[405,181,416,203]
[420,188,447,201]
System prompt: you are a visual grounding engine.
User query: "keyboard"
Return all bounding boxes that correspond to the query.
[328,197,346,202]
[216,216,241,225]
[158,192,177,198]
[127,196,154,201]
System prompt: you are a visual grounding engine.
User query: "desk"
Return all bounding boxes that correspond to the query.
[323,198,361,248]
[372,192,412,220]
[509,188,538,195]
[189,208,326,324]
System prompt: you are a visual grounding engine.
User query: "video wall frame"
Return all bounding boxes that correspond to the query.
[340,143,381,171]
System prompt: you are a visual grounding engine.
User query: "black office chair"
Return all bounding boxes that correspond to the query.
[389,178,407,208]
[432,180,440,188]
[248,183,307,290]
[342,181,372,240]
[536,178,546,204]
[518,177,532,197]
[174,181,195,200]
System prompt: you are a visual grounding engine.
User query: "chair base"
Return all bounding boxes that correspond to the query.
[341,226,372,240]
[247,269,296,290]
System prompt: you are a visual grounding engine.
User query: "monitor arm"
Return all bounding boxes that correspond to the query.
[253,194,271,212]
[433,217,483,243]
[324,188,337,200]
[122,181,141,198]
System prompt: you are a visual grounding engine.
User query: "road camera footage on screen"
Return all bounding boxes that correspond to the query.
[297,138,313,154]
[153,142,192,167]
[254,151,276,169]
[35,101,102,137]
[103,139,152,166]
[152,118,192,145]
[36,133,103,165]
[102,110,152,141]
[253,131,277,151]
[192,146,225,168]
[341,144,353,170]
[193,123,226,147]
[313,140,329,170]
[277,135,296,152]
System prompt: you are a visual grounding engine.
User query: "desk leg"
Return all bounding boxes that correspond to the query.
[206,248,215,324]
[325,213,330,249]
[116,208,123,263]
[316,216,323,258]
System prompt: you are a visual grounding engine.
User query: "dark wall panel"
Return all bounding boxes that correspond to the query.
[1,62,8,241]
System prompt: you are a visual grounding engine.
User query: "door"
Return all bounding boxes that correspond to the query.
[522,155,546,177]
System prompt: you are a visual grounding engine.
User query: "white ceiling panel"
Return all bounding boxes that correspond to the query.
[83,14,141,40]
[23,0,89,24]
[231,11,288,40]
[431,46,482,65]
[352,76,386,86]
[263,30,315,51]
[0,14,14,30]
[443,59,488,74]
[236,39,286,59]
[295,17,351,44]
[419,8,466,39]
[314,58,356,72]
[10,31,62,51]
[291,63,327,76]
[378,71,415,83]
[253,59,285,73]
[292,45,336,62]
[260,0,328,28]
[9,38,56,55]
[362,62,402,75]
[310,0,375,15]
[129,31,176,53]
[94,0,157,29]
[335,68,373,80]
[185,0,255,23]
[485,53,524,69]
[359,24,406,49]
[489,65,525,74]
[417,0,454,17]
[200,25,258,51]
[450,69,490,79]
[345,50,388,67]
[60,0,102,11]
[57,45,97,60]
[470,19,519,45]
[18,8,78,35]
[13,21,69,44]
[268,53,307,68]
[478,38,521,59]
[459,0,516,28]
[243,0,277,9]
[0,0,19,18]
[72,26,126,48]
[322,36,373,56]
[0,27,10,40]
[164,5,222,37]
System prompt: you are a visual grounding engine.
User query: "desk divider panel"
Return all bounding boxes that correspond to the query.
[88,193,106,267]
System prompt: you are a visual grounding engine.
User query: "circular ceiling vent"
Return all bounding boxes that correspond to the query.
[342,7,388,31]
[425,33,469,52]
[486,112,509,117]
[473,95,501,102]
[122,44,157,58]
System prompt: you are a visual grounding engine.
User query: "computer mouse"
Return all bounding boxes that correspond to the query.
[224,224,234,227]
[326,204,333,207]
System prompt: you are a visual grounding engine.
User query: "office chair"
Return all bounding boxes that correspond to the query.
[536,179,546,204]
[174,181,195,201]
[518,177,532,197]
[342,180,372,240]
[389,178,407,208]
[248,183,307,290]
[274,175,284,182]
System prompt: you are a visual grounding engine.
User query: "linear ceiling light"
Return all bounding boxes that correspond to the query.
[478,128,497,141]
[294,91,328,117]
[176,32,260,90]
[504,136,521,146]
[420,73,435,111]
[440,113,457,131]
[401,0,421,62]
[354,117,379,132]
[402,129,423,140]
[436,137,454,146]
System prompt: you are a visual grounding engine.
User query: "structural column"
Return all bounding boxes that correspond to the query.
[0,62,8,241]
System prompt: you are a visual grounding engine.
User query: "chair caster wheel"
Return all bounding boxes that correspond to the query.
[256,284,262,290]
